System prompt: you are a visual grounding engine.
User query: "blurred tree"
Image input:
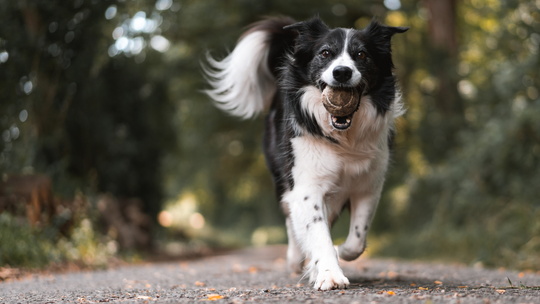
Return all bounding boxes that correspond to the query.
[375,0,540,271]
[0,0,174,223]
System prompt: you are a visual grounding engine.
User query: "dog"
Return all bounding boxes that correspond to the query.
[203,16,408,290]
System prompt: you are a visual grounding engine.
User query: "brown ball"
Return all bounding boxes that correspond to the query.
[321,86,360,117]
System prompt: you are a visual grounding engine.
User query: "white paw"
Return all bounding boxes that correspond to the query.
[313,268,350,291]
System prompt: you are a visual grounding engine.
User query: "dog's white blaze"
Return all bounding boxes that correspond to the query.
[203,31,275,119]
[320,29,362,87]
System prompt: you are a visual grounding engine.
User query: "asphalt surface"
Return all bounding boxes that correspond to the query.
[1,245,539,303]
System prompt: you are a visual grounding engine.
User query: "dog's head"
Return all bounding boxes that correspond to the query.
[284,17,408,130]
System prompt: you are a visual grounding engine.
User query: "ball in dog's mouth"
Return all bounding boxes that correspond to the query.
[321,86,361,130]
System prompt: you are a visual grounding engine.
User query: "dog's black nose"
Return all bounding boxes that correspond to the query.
[333,66,353,83]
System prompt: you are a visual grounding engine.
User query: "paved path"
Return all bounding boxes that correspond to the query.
[1,245,539,303]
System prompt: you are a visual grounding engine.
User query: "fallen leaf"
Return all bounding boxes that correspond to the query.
[419,287,428,291]
[495,289,505,294]
[249,267,258,274]
[410,283,416,286]
[195,281,206,286]
[519,272,524,278]
[458,286,468,288]
[387,291,395,295]
[207,294,223,301]
[434,280,443,285]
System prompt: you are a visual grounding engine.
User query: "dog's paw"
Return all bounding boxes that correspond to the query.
[313,268,349,291]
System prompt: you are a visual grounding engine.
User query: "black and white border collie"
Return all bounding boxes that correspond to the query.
[203,16,408,290]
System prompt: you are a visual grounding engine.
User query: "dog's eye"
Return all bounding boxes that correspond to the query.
[321,50,330,58]
[357,51,366,59]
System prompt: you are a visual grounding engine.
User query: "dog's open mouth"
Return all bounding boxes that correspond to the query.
[331,114,352,130]
[320,82,361,131]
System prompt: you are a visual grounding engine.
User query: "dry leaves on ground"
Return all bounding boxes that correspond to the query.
[207,294,223,301]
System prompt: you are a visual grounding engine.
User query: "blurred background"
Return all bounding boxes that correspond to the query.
[0,0,539,273]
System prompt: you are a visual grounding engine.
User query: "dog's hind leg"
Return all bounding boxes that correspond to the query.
[337,192,381,261]
[286,217,304,273]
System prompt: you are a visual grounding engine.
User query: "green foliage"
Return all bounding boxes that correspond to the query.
[370,0,540,271]
[0,213,52,268]
[0,209,116,269]
[0,0,174,219]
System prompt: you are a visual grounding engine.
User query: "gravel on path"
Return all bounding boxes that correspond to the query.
[1,245,539,303]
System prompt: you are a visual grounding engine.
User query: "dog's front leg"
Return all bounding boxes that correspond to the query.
[285,188,349,290]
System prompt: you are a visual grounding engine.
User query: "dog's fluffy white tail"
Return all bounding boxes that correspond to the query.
[203,31,276,119]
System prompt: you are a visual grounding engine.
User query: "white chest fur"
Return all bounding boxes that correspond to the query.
[295,85,395,197]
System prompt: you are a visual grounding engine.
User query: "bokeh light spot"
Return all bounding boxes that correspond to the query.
[105,5,117,20]
[332,4,347,16]
[130,37,145,54]
[228,140,243,156]
[10,125,19,140]
[2,130,11,142]
[189,213,205,229]
[19,110,28,122]
[0,51,9,63]
[112,27,124,40]
[48,22,58,33]
[158,211,173,227]
[384,0,401,10]
[155,0,172,11]
[108,45,119,57]
[116,37,129,51]
[23,81,33,95]
[65,31,75,43]
[130,12,147,32]
[457,80,477,99]
[150,35,170,52]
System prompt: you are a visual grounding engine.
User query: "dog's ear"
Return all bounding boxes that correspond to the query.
[364,18,408,53]
[284,17,329,66]
[283,16,329,39]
